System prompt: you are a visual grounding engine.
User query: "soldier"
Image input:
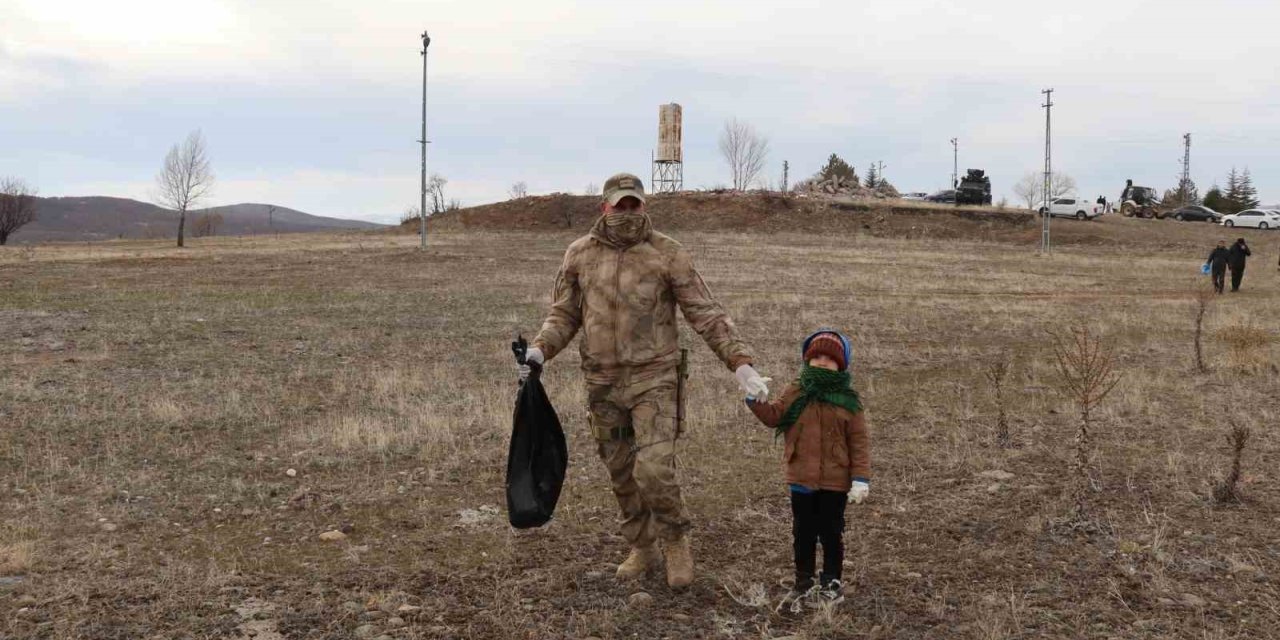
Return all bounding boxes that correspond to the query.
[519,173,770,588]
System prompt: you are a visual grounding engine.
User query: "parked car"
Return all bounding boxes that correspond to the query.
[1168,205,1222,223]
[1221,209,1280,229]
[901,192,929,201]
[924,190,956,203]
[1037,196,1099,220]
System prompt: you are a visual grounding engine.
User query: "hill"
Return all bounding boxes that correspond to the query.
[11,196,384,243]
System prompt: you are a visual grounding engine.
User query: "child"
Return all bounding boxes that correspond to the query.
[747,330,870,610]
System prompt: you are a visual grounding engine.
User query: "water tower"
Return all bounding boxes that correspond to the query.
[652,103,683,193]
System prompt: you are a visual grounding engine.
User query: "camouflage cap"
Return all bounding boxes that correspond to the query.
[602,173,646,206]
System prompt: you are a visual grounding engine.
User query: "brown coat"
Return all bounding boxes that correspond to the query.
[748,383,870,492]
[533,213,753,384]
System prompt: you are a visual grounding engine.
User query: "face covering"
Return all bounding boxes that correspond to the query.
[604,210,647,246]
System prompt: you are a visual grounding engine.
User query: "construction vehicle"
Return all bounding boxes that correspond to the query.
[955,169,992,205]
[1118,179,1166,219]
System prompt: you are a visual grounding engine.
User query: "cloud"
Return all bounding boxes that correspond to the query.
[3,0,1279,214]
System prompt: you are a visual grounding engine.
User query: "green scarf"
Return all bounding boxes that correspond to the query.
[774,366,862,439]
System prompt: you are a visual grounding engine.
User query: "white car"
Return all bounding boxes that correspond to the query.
[1221,209,1280,229]
[1037,196,1099,220]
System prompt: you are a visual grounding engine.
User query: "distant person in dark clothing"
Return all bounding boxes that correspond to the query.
[1206,240,1230,294]
[1227,238,1251,292]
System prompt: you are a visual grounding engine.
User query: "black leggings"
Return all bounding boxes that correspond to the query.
[790,489,848,585]
[1230,265,1245,291]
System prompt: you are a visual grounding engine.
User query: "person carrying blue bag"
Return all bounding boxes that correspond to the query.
[1206,240,1230,294]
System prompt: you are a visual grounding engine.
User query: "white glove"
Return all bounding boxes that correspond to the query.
[734,364,772,402]
[849,481,870,504]
[518,347,544,381]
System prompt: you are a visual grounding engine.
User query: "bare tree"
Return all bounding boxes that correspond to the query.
[1192,284,1213,373]
[584,183,599,197]
[428,173,449,214]
[267,205,277,235]
[718,118,770,191]
[1012,173,1040,209]
[1013,171,1078,209]
[0,177,38,245]
[508,181,528,200]
[154,130,214,247]
[1049,173,1078,201]
[1049,325,1121,521]
[192,210,223,238]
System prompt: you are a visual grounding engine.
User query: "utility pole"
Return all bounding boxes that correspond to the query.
[1041,88,1054,253]
[950,138,958,189]
[418,31,431,250]
[1181,133,1192,205]
[877,160,885,188]
[782,160,789,194]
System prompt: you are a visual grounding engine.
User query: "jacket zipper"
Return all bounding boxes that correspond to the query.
[612,247,625,366]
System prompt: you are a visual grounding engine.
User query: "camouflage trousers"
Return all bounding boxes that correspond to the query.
[587,369,689,547]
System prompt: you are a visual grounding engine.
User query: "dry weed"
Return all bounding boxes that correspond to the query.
[1212,422,1251,504]
[0,540,34,574]
[1213,322,1274,372]
[984,351,1013,447]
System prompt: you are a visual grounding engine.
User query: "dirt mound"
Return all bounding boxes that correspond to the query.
[403,192,1035,241]
[402,192,1250,251]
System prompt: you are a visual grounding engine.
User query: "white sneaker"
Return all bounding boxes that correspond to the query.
[815,579,845,607]
[777,579,818,614]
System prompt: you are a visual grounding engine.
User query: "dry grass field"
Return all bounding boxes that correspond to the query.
[2,214,1279,639]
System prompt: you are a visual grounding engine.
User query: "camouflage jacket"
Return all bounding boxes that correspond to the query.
[533,213,754,384]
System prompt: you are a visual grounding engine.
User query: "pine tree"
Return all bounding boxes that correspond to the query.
[1238,168,1260,209]
[817,154,858,186]
[1172,177,1199,206]
[865,163,879,189]
[1223,168,1244,214]
[1203,185,1228,213]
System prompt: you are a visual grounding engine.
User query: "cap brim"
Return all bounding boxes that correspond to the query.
[606,189,646,206]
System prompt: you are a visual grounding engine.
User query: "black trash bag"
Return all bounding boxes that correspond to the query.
[505,336,569,529]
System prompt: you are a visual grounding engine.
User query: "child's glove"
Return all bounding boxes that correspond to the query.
[850,480,870,504]
[735,365,772,402]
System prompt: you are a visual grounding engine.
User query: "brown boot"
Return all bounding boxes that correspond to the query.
[616,544,661,580]
[663,535,694,589]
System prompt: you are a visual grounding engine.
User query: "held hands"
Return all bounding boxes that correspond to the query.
[850,480,870,504]
[735,364,772,402]
[518,347,544,382]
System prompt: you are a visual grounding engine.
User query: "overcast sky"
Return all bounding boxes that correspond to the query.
[3,0,1279,223]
